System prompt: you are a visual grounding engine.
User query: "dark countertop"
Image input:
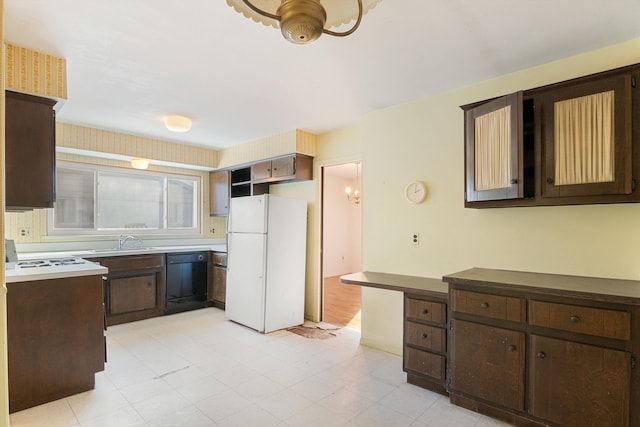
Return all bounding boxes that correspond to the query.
[443,268,640,305]
[340,271,448,299]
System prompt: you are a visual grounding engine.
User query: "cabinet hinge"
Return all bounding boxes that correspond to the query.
[632,180,637,192]
[632,356,637,369]
[447,376,453,386]
[448,319,453,330]
[632,76,637,88]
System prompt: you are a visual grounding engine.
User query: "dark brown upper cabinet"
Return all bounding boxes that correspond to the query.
[463,92,523,202]
[462,63,640,208]
[251,154,312,184]
[6,90,57,210]
[540,71,632,199]
[209,170,230,216]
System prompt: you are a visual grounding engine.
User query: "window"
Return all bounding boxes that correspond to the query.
[51,162,200,235]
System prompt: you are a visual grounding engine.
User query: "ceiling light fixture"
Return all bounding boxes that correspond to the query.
[226,0,382,44]
[163,115,192,132]
[131,158,150,170]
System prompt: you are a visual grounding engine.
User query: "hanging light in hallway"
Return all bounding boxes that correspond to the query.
[345,162,361,204]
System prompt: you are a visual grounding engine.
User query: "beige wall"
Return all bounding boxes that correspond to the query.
[313,38,640,354]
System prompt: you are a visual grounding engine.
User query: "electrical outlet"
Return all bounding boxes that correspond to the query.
[411,233,420,245]
[20,227,31,237]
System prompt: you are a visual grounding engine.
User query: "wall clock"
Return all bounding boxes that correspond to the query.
[404,181,427,204]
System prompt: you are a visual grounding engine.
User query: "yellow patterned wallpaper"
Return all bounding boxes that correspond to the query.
[294,129,317,157]
[218,129,317,168]
[5,42,67,99]
[58,123,219,169]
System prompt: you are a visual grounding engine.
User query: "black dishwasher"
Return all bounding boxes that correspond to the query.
[165,252,207,314]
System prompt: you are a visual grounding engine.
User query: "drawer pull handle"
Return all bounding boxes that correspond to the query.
[570,315,580,323]
[537,351,546,359]
[480,302,489,308]
[507,345,517,352]
[421,333,428,339]
[422,309,429,315]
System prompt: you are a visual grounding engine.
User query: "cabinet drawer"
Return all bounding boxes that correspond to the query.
[94,254,164,272]
[406,298,446,324]
[211,252,227,266]
[529,300,630,340]
[404,347,445,380]
[452,290,525,323]
[406,322,446,352]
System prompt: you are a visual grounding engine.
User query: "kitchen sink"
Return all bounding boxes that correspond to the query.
[90,247,157,253]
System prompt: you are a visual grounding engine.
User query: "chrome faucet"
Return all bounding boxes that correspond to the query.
[118,235,136,250]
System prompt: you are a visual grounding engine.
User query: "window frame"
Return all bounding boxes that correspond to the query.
[48,161,202,236]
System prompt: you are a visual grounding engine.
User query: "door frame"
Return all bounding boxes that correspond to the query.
[319,160,362,323]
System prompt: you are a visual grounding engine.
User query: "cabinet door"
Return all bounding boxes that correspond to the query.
[451,320,525,411]
[209,170,229,216]
[529,335,630,427]
[5,91,57,209]
[109,274,157,314]
[212,265,227,303]
[464,92,523,202]
[252,161,272,181]
[542,72,633,198]
[271,156,295,178]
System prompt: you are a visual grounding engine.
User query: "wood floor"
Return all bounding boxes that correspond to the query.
[323,275,361,330]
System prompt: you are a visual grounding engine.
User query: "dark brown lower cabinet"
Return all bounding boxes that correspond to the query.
[109,274,158,314]
[7,275,105,413]
[88,254,166,326]
[403,293,448,395]
[529,335,630,427]
[451,320,525,412]
[445,268,640,427]
[207,251,227,309]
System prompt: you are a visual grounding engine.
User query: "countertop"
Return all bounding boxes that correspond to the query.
[17,244,227,261]
[443,267,640,304]
[7,244,226,283]
[340,271,448,298]
[6,260,108,283]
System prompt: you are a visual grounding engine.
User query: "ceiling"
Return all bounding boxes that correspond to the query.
[5,1,640,150]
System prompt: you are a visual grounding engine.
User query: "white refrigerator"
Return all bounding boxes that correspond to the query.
[225,194,307,333]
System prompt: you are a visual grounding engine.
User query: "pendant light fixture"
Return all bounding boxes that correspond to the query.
[226,0,382,44]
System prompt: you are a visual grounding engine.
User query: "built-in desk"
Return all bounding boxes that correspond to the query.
[341,271,449,394]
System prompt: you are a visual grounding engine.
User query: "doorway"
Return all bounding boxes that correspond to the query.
[321,162,362,330]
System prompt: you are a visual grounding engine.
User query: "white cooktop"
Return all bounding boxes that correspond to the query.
[6,258,108,283]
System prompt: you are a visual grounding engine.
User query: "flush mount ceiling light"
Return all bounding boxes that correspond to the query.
[226,0,382,44]
[163,114,192,132]
[131,158,150,170]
